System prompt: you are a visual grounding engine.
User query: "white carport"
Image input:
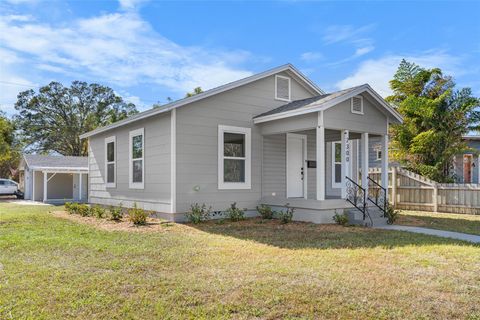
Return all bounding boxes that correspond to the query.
[19,154,88,203]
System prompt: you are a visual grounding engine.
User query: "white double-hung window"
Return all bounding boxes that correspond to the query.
[129,128,144,189]
[218,125,251,190]
[105,136,116,188]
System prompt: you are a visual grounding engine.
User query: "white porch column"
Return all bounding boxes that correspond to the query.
[79,173,83,202]
[316,111,325,200]
[341,129,349,199]
[43,171,47,203]
[381,133,389,199]
[361,133,369,196]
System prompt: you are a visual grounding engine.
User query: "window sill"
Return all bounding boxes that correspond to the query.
[129,183,144,190]
[218,183,251,190]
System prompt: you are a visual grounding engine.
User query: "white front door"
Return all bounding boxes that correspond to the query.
[287,134,306,198]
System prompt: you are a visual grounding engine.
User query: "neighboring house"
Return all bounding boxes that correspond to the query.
[80,64,402,222]
[453,135,480,183]
[19,154,88,203]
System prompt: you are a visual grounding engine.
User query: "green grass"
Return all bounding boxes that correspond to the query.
[1,203,479,319]
[397,210,480,236]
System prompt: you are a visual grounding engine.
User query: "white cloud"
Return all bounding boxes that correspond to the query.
[300,51,324,62]
[118,0,147,10]
[0,48,38,115]
[354,46,374,57]
[322,24,374,45]
[336,51,463,97]
[0,10,253,107]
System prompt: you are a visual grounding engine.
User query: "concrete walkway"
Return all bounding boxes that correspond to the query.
[378,225,480,244]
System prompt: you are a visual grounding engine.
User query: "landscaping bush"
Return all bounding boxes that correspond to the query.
[384,203,399,225]
[65,202,72,212]
[91,205,106,219]
[77,204,92,217]
[256,204,274,219]
[333,211,349,226]
[109,206,123,221]
[225,202,245,222]
[278,206,294,224]
[128,203,149,225]
[186,203,211,224]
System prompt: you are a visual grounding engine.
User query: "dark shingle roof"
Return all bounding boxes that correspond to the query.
[254,94,331,118]
[254,86,363,119]
[24,154,88,170]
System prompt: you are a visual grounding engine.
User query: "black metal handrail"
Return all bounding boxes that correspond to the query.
[367,176,387,216]
[345,177,372,226]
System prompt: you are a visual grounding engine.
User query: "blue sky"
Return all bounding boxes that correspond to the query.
[1,0,479,115]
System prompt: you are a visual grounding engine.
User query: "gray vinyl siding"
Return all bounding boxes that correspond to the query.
[33,171,44,201]
[175,72,315,212]
[323,93,388,135]
[88,112,171,211]
[262,129,363,201]
[262,134,286,199]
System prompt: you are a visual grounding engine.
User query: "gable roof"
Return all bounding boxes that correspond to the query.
[253,84,403,124]
[80,64,324,139]
[22,154,88,171]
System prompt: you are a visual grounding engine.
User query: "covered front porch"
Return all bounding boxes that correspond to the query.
[253,85,402,223]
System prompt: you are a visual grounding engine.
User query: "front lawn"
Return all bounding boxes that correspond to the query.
[397,210,480,236]
[1,202,479,319]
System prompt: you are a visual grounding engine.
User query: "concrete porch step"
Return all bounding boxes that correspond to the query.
[347,207,388,227]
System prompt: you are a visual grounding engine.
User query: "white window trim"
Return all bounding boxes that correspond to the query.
[105,136,116,188]
[275,75,291,102]
[351,95,364,115]
[218,125,251,190]
[129,128,145,189]
[332,141,342,189]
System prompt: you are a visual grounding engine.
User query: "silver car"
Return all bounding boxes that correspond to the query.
[0,179,23,198]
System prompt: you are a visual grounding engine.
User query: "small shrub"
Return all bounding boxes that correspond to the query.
[384,203,399,225]
[128,203,149,225]
[186,203,211,224]
[77,204,92,217]
[333,210,349,226]
[91,205,106,219]
[109,206,123,221]
[225,202,245,222]
[65,202,78,214]
[256,204,274,219]
[278,206,294,224]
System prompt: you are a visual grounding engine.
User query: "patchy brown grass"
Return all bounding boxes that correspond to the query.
[397,210,480,236]
[52,210,177,233]
[1,203,479,319]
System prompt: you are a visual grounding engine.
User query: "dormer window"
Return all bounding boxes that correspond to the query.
[351,95,363,114]
[275,75,291,101]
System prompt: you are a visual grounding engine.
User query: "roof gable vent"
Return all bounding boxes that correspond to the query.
[275,75,291,101]
[351,96,363,114]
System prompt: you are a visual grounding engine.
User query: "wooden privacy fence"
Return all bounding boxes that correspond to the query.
[368,167,480,214]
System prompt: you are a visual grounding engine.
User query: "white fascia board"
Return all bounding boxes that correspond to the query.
[80,64,324,139]
[30,166,89,172]
[254,85,403,124]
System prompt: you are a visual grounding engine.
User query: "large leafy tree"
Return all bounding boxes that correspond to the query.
[388,59,480,182]
[15,81,138,156]
[0,112,21,178]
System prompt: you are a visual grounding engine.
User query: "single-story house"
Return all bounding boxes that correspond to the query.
[19,154,88,203]
[80,64,402,223]
[452,135,480,183]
